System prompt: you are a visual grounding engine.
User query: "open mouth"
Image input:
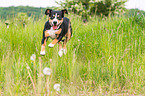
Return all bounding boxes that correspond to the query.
[52,25,58,30]
[52,23,61,30]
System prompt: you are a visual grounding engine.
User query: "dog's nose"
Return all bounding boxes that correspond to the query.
[53,21,57,25]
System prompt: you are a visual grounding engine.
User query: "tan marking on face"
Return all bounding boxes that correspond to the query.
[57,18,63,26]
[49,17,53,25]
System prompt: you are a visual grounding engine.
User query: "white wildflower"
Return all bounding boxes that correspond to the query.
[0,39,2,42]
[54,84,60,91]
[30,54,36,61]
[78,39,80,42]
[75,4,78,7]
[26,66,30,70]
[43,67,51,75]
[112,3,114,6]
[7,25,9,29]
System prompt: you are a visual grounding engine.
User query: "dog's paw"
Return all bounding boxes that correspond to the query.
[40,51,45,55]
[58,48,64,57]
[48,43,54,48]
[63,49,67,55]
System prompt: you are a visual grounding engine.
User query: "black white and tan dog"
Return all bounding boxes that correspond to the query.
[40,9,72,57]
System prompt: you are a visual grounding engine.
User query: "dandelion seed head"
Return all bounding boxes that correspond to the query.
[26,66,30,70]
[43,67,51,75]
[54,84,60,91]
[75,4,78,7]
[30,54,36,61]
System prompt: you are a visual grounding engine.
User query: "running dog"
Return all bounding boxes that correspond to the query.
[40,9,72,57]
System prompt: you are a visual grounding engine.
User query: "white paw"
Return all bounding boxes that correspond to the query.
[48,43,54,47]
[63,49,67,55]
[40,51,45,55]
[58,48,64,57]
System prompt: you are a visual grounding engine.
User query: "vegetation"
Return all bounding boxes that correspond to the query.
[57,0,127,20]
[0,5,145,21]
[0,6,46,19]
[0,11,145,95]
[0,1,145,95]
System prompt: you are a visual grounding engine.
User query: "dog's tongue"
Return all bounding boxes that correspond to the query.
[53,25,57,30]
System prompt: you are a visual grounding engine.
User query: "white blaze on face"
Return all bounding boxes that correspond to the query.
[53,13,58,25]
[52,13,59,30]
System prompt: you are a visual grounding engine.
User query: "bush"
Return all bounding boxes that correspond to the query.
[133,11,145,28]
[57,0,127,21]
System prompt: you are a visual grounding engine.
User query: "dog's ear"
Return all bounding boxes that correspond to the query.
[61,9,68,14]
[45,9,52,15]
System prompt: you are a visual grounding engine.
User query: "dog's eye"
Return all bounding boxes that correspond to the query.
[57,15,62,20]
[58,18,62,20]
[50,16,55,20]
[50,17,53,20]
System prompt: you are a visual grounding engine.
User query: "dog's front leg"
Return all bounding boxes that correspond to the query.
[48,38,59,48]
[48,29,63,47]
[48,35,63,48]
[40,30,50,55]
[58,42,63,57]
[45,30,50,37]
[40,38,47,55]
[55,28,62,34]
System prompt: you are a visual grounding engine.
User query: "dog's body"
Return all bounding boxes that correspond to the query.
[40,9,72,57]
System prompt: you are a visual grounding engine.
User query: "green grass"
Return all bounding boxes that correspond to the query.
[0,14,145,96]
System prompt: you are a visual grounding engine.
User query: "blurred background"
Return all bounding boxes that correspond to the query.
[0,0,145,21]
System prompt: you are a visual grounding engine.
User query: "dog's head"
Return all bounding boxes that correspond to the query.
[45,9,68,30]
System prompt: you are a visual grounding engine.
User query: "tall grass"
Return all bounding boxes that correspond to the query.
[0,14,145,95]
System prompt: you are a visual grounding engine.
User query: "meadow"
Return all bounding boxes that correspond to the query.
[0,14,145,96]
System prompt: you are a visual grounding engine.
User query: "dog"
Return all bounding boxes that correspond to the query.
[40,9,72,57]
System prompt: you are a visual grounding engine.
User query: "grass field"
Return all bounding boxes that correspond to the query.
[0,14,145,96]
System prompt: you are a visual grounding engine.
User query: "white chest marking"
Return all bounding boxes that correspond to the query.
[47,27,58,39]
